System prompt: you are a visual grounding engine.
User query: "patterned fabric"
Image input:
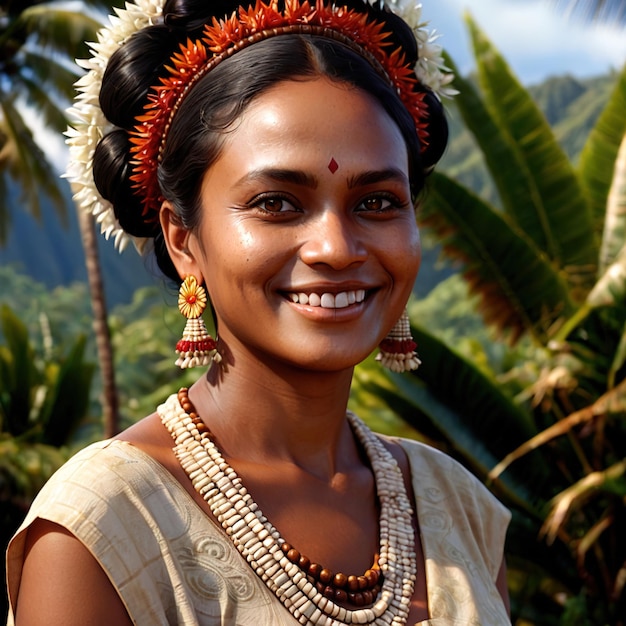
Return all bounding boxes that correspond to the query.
[6,415,511,625]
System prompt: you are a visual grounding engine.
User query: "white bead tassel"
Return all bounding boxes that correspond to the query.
[376,310,421,372]
[175,317,220,369]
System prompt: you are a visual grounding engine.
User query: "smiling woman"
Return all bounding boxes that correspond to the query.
[6,1,511,625]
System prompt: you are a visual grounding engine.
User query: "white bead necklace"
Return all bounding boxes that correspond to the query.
[159,391,417,625]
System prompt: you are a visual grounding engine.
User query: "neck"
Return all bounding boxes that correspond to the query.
[187,348,357,479]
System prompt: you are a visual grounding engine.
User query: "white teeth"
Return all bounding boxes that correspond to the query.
[308,293,321,307]
[287,290,367,308]
[320,293,335,308]
[334,292,349,308]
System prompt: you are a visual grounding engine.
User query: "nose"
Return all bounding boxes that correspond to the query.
[299,209,368,270]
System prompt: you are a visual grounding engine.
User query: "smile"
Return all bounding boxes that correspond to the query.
[286,289,367,309]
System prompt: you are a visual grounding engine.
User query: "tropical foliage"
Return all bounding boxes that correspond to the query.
[0,0,129,437]
[0,302,95,619]
[352,14,626,626]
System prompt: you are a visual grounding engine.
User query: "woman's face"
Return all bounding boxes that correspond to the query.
[168,77,421,372]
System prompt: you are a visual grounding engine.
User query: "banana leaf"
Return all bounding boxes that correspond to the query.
[598,132,626,273]
[466,13,597,298]
[421,172,575,343]
[578,62,626,238]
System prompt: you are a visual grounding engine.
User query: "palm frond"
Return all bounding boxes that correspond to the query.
[18,6,104,60]
[598,125,626,273]
[421,172,575,343]
[22,49,82,103]
[443,51,573,268]
[466,13,598,298]
[578,63,626,246]
[0,98,67,233]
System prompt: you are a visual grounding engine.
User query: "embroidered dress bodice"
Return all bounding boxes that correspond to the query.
[7,401,511,625]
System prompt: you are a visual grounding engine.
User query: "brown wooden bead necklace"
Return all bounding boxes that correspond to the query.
[176,388,383,608]
[280,542,382,607]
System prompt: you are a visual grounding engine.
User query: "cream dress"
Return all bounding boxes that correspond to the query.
[7,404,511,626]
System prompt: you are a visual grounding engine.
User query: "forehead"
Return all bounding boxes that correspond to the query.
[219,77,409,173]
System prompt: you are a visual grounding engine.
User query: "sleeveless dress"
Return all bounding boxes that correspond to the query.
[6,407,511,625]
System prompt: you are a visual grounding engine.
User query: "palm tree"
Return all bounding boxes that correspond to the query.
[0,1,122,437]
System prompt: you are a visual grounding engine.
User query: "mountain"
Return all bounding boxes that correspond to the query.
[0,179,159,307]
[0,71,617,303]
[436,71,617,208]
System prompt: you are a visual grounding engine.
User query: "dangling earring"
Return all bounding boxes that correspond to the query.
[376,309,421,372]
[175,275,221,369]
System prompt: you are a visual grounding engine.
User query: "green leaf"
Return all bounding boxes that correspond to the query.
[579,63,626,238]
[466,13,598,298]
[443,52,566,259]
[0,305,37,435]
[0,98,68,233]
[40,335,94,447]
[18,6,104,60]
[586,242,626,309]
[598,132,626,273]
[421,172,575,343]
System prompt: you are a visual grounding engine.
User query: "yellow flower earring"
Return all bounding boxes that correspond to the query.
[175,275,220,369]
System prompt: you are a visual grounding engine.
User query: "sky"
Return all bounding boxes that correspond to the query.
[419,0,626,85]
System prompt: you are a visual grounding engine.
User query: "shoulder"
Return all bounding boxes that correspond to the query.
[33,438,166,505]
[397,436,510,519]
[384,435,510,578]
[9,436,192,567]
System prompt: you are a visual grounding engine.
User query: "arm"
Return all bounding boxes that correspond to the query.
[14,519,133,626]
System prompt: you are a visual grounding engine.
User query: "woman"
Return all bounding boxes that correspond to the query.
[6,0,511,624]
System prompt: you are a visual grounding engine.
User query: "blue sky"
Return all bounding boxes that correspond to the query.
[420,0,626,84]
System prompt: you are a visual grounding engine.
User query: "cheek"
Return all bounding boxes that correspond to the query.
[386,221,421,284]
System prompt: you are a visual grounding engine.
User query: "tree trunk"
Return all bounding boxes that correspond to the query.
[77,206,120,437]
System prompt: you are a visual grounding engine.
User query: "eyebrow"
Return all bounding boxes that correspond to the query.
[233,168,318,189]
[346,168,410,189]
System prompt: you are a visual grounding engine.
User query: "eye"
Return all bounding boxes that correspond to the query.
[356,194,405,214]
[250,193,300,215]
[360,197,392,212]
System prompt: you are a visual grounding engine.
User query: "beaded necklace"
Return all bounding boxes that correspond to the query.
[159,389,417,625]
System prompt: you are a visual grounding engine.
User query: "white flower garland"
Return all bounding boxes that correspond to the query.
[64,0,455,253]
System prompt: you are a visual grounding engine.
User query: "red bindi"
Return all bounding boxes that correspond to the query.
[328,157,338,174]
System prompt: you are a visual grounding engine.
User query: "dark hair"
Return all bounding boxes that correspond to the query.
[93,0,449,282]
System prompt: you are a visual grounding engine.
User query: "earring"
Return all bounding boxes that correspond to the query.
[376,309,421,373]
[175,275,221,369]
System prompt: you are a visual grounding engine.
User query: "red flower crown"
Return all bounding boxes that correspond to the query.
[128,0,430,221]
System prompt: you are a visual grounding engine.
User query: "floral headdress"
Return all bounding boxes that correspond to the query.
[65,0,455,252]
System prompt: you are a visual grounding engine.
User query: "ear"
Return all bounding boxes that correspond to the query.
[159,201,204,283]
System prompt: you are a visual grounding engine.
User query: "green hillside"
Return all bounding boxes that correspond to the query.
[437,71,616,207]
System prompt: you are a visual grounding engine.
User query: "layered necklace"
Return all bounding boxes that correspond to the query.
[159,388,417,625]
